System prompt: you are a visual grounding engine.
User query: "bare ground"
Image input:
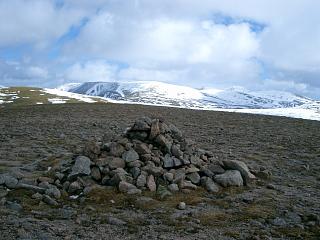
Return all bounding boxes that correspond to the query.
[0,103,319,239]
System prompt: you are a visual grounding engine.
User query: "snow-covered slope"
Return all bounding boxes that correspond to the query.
[60,81,318,108]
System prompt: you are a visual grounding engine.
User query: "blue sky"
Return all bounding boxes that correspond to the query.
[0,0,320,99]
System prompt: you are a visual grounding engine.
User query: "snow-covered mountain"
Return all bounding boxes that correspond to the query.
[60,81,319,110]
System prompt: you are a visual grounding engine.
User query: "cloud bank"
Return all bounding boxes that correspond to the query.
[0,0,320,98]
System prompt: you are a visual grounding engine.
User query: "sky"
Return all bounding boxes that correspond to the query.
[0,0,320,99]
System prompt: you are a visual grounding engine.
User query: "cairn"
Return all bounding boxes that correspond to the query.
[0,117,257,205]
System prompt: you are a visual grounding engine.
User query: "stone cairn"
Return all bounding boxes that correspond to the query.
[0,117,256,206]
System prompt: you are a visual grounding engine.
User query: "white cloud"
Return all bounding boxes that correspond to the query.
[64,61,117,83]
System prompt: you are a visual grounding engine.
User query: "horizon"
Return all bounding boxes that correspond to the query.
[0,1,320,99]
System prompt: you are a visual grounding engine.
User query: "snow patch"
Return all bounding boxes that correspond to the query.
[48,98,68,104]
[43,88,97,103]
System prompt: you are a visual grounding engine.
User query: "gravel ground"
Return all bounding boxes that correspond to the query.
[0,103,319,239]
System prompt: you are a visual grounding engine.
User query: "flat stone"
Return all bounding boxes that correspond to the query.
[214,170,243,187]
[68,156,91,180]
[16,183,46,193]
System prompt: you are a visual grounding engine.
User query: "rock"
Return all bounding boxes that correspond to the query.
[136,173,147,188]
[108,142,125,157]
[214,170,243,187]
[118,181,137,193]
[135,143,151,155]
[143,163,164,177]
[109,169,133,186]
[149,119,160,139]
[6,201,22,212]
[180,180,197,190]
[132,117,151,131]
[222,160,256,184]
[127,188,142,195]
[45,186,61,199]
[68,181,83,195]
[169,123,183,141]
[0,188,8,198]
[122,149,139,163]
[42,195,58,206]
[173,169,186,183]
[31,192,43,200]
[129,167,141,179]
[171,145,183,159]
[106,216,127,226]
[147,175,157,192]
[83,141,101,159]
[186,172,201,185]
[186,166,200,174]
[38,181,51,189]
[168,183,179,192]
[207,163,225,174]
[155,135,172,153]
[68,156,91,180]
[127,160,142,168]
[200,167,214,178]
[177,202,186,210]
[15,183,46,193]
[201,177,220,193]
[164,172,174,182]
[3,175,18,189]
[163,154,174,168]
[107,157,125,169]
[91,166,101,181]
[157,185,172,200]
[272,217,287,226]
[173,157,182,167]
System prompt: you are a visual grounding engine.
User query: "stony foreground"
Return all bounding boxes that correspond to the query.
[0,103,320,239]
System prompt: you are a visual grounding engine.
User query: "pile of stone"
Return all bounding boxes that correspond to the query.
[0,117,256,205]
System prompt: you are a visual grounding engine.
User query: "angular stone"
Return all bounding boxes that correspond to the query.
[186,166,200,174]
[180,180,197,190]
[132,117,151,131]
[147,175,156,192]
[143,163,164,177]
[186,172,201,185]
[169,124,183,141]
[171,145,183,159]
[173,157,182,167]
[173,169,186,183]
[201,177,220,193]
[163,154,174,168]
[208,163,226,174]
[149,119,160,139]
[214,170,243,187]
[222,160,256,184]
[155,135,172,153]
[68,156,91,180]
[122,149,139,163]
[91,166,101,181]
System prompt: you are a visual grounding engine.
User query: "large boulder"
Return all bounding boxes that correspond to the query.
[214,170,243,187]
[222,160,256,184]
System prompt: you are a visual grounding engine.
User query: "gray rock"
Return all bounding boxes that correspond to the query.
[68,156,91,180]
[109,170,133,186]
[0,188,8,198]
[127,188,142,195]
[164,172,174,182]
[155,135,172,153]
[168,183,179,192]
[38,176,54,184]
[3,175,18,189]
[122,149,139,163]
[38,181,51,189]
[272,217,287,226]
[106,216,127,226]
[173,157,182,167]
[169,123,183,141]
[118,181,137,193]
[147,175,157,192]
[222,160,256,184]
[173,169,186,183]
[201,177,220,193]
[143,163,164,177]
[180,180,197,190]
[129,167,141,179]
[186,172,201,185]
[200,167,214,178]
[6,201,22,212]
[42,195,58,206]
[163,154,174,168]
[207,163,225,174]
[157,185,172,200]
[45,186,61,199]
[127,160,142,168]
[171,145,183,159]
[214,170,243,187]
[90,166,101,181]
[15,183,46,193]
[177,202,186,210]
[136,173,147,188]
